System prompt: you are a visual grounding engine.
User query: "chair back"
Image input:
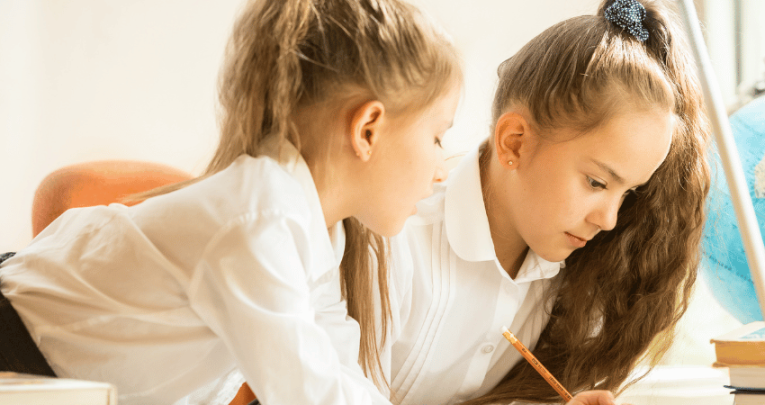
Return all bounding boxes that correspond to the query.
[32,160,192,237]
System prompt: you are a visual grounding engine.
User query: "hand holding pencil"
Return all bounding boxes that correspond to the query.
[567,391,619,405]
[502,327,622,405]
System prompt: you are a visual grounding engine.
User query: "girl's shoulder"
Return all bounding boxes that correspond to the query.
[161,154,312,223]
[215,154,306,205]
[123,153,318,265]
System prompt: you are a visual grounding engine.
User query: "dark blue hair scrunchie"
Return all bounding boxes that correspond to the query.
[604,0,649,42]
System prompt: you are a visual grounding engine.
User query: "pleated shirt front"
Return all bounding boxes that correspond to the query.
[381,146,564,405]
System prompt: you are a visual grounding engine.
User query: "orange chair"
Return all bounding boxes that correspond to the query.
[29,160,256,405]
[31,160,192,237]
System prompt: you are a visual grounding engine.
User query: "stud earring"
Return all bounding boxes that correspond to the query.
[508,160,514,166]
[367,150,372,156]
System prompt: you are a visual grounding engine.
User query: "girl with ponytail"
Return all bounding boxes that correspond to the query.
[378,0,710,403]
[0,0,463,404]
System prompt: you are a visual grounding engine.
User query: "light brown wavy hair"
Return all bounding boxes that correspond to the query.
[139,0,460,389]
[466,0,710,403]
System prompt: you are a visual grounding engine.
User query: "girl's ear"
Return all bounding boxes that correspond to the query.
[494,112,529,170]
[349,100,385,162]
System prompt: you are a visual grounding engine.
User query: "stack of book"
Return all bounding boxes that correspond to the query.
[711,321,765,405]
[0,372,116,405]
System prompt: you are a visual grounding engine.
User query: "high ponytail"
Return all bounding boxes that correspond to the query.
[210,0,313,173]
[467,1,710,403]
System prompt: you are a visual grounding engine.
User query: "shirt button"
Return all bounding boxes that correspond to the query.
[482,344,495,354]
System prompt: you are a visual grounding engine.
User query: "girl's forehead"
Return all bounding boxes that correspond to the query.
[562,109,674,185]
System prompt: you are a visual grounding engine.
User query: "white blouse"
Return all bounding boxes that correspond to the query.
[0,138,391,405]
[380,146,564,405]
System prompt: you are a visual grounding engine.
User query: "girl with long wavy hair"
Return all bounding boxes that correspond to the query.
[0,0,464,404]
[377,0,710,404]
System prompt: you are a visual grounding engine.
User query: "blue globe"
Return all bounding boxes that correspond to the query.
[702,95,765,324]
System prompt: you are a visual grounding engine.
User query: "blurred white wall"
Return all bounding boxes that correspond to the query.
[0,0,243,250]
[0,0,743,368]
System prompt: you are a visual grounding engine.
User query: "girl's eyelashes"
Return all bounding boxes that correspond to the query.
[586,176,607,190]
[588,175,641,197]
[435,137,443,148]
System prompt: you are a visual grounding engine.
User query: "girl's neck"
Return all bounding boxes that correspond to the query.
[293,104,359,230]
[303,149,355,230]
[481,147,529,279]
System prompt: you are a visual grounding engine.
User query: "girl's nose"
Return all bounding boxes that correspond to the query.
[590,196,620,231]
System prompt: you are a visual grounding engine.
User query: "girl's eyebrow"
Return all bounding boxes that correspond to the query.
[590,158,625,185]
[590,158,650,188]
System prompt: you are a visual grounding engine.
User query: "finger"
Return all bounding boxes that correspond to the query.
[568,390,615,405]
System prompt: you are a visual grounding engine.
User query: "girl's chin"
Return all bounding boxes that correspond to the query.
[361,208,418,238]
[533,245,575,263]
[367,218,407,238]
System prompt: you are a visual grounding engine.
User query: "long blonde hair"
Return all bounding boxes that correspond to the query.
[467,0,710,403]
[147,0,460,388]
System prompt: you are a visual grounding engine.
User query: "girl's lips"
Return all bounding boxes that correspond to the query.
[565,232,587,248]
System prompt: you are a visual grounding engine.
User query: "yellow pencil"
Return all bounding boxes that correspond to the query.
[501,326,573,402]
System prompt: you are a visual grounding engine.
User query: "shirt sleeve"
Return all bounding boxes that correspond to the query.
[188,212,392,405]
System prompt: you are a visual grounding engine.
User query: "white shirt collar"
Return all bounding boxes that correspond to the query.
[260,136,345,269]
[444,145,562,281]
[444,146,495,262]
[515,248,564,283]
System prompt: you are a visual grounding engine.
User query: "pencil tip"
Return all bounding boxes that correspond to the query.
[501,326,509,334]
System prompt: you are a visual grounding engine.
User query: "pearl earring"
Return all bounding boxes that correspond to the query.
[508,160,513,166]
